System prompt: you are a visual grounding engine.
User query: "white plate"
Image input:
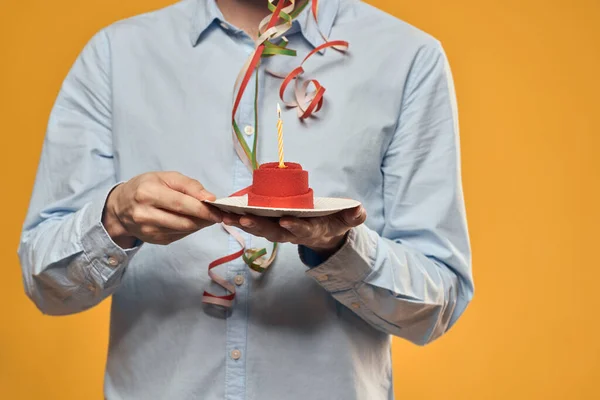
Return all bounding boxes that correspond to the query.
[204,195,361,218]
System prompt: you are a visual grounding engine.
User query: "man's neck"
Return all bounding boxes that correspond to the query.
[216,0,272,38]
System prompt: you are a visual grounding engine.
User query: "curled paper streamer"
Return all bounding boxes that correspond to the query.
[201,224,243,308]
[203,0,348,308]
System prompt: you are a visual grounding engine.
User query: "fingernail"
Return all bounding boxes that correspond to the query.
[280,221,293,230]
[240,219,255,228]
[353,207,363,219]
[200,189,217,202]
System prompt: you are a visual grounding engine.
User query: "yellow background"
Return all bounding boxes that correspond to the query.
[1,0,598,398]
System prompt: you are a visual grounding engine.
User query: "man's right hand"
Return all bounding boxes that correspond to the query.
[102,172,222,248]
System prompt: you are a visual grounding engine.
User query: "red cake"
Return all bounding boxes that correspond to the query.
[247,162,314,209]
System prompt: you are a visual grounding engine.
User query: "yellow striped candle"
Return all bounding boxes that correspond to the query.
[277,103,286,168]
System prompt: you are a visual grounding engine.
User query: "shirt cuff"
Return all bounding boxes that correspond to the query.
[79,185,142,288]
[298,245,324,268]
[304,224,378,293]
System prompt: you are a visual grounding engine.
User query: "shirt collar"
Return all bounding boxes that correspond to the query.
[190,0,340,49]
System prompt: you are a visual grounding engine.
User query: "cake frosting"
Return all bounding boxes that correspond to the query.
[247,162,314,209]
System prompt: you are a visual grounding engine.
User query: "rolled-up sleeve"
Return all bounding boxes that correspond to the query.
[18,29,140,316]
[302,42,473,345]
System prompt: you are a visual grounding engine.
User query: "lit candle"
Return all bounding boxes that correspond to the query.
[277,103,286,168]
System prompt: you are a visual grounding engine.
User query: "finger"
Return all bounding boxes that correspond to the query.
[279,207,366,241]
[222,213,241,226]
[136,207,214,233]
[337,206,367,228]
[238,215,295,243]
[278,217,315,239]
[159,171,216,201]
[151,185,222,223]
[204,203,225,219]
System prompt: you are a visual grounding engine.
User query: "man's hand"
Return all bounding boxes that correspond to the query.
[222,206,367,260]
[102,172,222,248]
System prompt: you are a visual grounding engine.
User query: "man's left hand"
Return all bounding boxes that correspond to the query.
[222,206,367,259]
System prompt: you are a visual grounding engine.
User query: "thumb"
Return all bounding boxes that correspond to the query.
[160,172,216,201]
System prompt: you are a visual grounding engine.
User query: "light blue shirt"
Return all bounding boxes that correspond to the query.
[18,1,473,399]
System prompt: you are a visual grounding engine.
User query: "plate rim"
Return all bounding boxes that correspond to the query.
[204,195,361,213]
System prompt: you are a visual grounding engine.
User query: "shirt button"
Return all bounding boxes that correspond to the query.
[230,349,242,360]
[107,256,118,267]
[234,275,245,286]
[351,302,361,309]
[317,274,328,282]
[244,125,254,136]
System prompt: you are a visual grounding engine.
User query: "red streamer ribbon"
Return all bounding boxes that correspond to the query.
[202,0,348,308]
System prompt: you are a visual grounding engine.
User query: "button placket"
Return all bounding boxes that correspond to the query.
[224,63,258,400]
